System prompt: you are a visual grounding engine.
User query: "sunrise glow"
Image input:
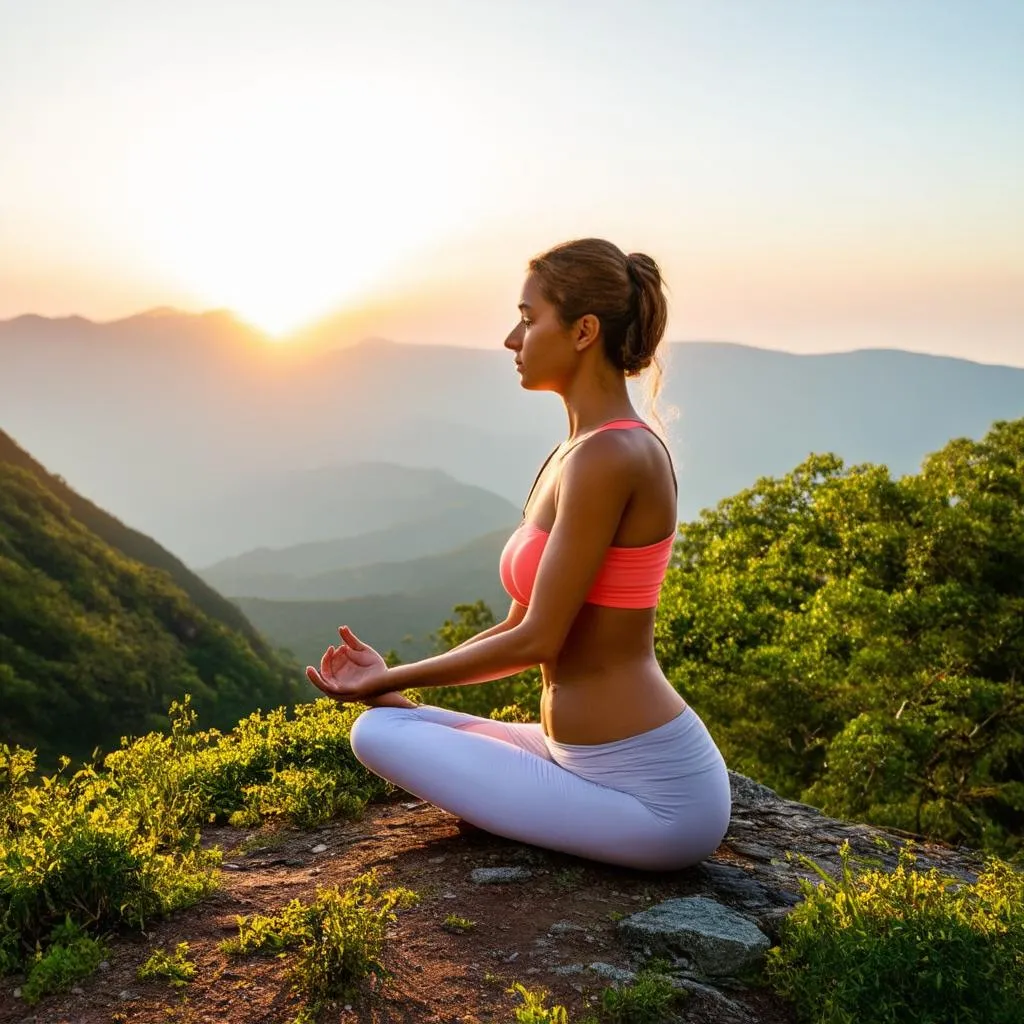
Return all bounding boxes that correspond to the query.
[0,1,1021,364]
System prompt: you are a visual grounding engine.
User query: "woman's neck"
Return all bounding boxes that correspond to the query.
[562,376,637,440]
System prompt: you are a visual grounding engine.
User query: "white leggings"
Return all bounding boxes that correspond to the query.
[348,703,731,871]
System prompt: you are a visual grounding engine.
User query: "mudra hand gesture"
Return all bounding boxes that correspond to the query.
[306,625,390,703]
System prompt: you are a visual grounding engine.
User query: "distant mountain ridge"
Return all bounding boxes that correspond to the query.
[184,462,520,566]
[201,517,516,599]
[2,310,1021,566]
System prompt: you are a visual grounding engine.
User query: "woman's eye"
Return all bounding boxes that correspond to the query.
[520,317,532,328]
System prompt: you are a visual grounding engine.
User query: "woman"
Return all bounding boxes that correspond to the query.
[306,238,731,871]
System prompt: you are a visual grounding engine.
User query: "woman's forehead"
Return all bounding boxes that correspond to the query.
[519,272,543,305]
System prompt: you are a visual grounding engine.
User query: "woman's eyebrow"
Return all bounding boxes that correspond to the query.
[518,302,533,312]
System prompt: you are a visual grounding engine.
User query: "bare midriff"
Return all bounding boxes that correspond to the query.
[539,602,687,745]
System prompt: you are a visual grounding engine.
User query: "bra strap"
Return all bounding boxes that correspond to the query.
[560,420,679,497]
[521,442,562,518]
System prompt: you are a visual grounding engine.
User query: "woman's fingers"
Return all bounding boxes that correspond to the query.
[306,665,335,695]
[320,645,335,680]
[338,625,365,651]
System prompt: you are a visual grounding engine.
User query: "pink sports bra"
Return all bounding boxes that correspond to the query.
[498,420,677,609]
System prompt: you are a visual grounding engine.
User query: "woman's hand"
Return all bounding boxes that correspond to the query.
[306,625,391,703]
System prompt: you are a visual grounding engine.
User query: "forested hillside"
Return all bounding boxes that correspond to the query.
[0,462,303,765]
[0,429,266,646]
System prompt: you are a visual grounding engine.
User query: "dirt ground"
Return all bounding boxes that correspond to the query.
[0,797,797,1024]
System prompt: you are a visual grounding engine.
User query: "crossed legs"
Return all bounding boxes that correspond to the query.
[348,704,724,870]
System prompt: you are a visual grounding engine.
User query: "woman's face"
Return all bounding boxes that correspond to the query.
[503,273,577,392]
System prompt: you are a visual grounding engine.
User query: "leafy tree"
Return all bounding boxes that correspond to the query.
[655,419,1024,854]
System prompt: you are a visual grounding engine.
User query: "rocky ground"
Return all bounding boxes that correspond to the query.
[0,773,984,1024]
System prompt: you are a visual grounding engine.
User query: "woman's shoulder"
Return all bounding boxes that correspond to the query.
[557,429,643,495]
[559,424,677,505]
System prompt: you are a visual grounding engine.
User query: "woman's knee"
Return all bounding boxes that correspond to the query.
[348,706,405,765]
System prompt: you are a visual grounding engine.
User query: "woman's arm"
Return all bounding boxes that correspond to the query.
[447,600,527,651]
[308,437,635,702]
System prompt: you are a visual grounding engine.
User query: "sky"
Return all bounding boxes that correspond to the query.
[1,0,1022,366]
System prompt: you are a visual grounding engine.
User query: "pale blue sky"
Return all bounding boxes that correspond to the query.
[1,0,1021,364]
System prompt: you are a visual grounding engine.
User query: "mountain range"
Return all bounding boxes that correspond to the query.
[2,310,1021,571]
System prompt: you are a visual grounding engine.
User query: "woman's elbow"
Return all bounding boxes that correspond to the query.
[512,622,562,665]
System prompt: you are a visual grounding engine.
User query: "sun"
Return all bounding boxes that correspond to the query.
[137,74,484,339]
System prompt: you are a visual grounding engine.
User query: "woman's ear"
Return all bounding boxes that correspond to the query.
[574,313,601,352]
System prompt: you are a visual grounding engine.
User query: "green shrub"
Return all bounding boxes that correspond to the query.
[21,920,107,1005]
[137,941,196,987]
[593,967,685,1024]
[0,696,388,979]
[766,842,1024,1024]
[223,872,418,1020]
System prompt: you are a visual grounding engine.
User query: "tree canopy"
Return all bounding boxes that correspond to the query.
[654,418,1024,854]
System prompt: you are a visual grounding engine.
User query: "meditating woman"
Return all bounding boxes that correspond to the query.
[306,238,731,871]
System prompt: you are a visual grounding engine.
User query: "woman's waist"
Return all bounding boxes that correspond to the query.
[544,705,728,789]
[541,664,686,746]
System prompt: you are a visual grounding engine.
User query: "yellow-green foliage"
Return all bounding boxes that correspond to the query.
[766,843,1024,1024]
[442,914,476,934]
[509,983,569,1024]
[137,941,196,987]
[222,872,418,1020]
[0,697,385,979]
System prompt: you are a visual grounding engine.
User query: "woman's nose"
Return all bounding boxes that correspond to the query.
[503,324,522,350]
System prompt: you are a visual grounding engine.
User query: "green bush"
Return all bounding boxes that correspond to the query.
[766,842,1024,1024]
[655,419,1024,855]
[0,696,386,981]
[592,967,686,1024]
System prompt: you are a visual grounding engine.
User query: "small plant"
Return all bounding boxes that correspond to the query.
[766,842,1024,1024]
[137,941,196,987]
[606,910,625,923]
[509,982,569,1024]
[595,967,685,1024]
[442,914,476,934]
[551,866,585,891]
[223,872,418,1020]
[21,920,107,1005]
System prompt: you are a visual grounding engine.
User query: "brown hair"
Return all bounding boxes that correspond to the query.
[528,238,669,414]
